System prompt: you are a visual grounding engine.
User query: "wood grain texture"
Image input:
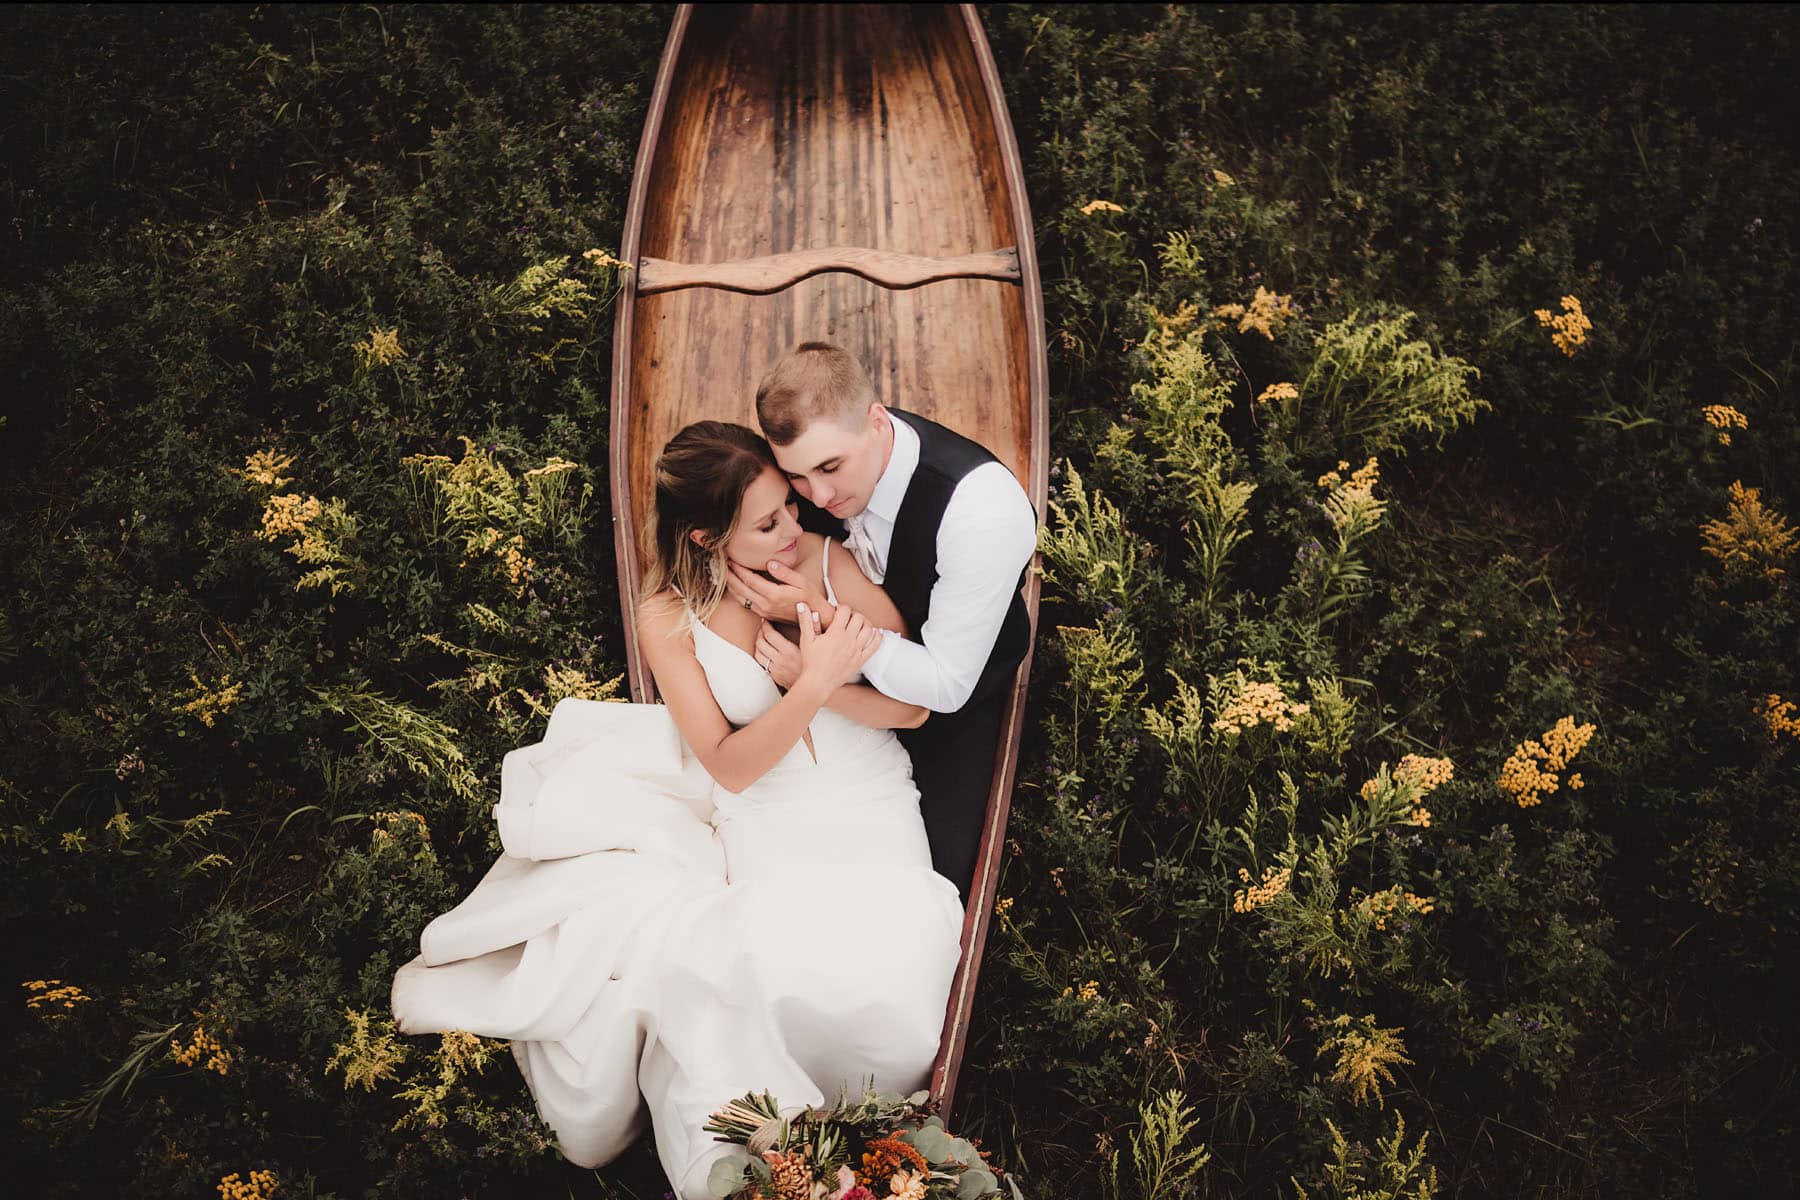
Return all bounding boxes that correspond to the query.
[610,3,1048,1118]
[637,245,1021,296]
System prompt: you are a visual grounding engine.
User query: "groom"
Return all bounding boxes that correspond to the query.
[725,342,1037,902]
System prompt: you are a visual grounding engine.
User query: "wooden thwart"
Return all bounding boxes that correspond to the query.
[636,245,1022,296]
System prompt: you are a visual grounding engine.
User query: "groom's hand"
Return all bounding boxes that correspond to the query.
[726,561,832,627]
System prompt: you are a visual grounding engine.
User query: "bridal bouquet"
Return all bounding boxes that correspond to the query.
[703,1089,1021,1200]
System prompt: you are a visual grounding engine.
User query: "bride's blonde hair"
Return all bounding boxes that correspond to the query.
[640,421,779,622]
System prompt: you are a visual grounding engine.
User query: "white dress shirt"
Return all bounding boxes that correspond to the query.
[853,415,1038,713]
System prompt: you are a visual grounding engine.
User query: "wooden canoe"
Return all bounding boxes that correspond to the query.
[609,4,1046,1115]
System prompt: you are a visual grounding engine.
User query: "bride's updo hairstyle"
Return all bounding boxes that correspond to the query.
[641,420,778,620]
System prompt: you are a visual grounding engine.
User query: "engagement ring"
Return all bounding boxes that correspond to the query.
[742,597,753,609]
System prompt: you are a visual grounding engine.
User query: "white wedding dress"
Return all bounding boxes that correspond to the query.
[390,584,964,1197]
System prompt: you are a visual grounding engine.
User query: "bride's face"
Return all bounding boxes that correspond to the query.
[722,466,804,573]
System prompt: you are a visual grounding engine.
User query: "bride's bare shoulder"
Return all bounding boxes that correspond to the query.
[637,590,691,644]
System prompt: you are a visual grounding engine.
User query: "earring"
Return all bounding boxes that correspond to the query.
[704,553,722,586]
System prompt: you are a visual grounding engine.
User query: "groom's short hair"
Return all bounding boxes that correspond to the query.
[756,342,876,446]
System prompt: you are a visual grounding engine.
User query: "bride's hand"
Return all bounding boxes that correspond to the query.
[755,621,803,690]
[796,602,880,694]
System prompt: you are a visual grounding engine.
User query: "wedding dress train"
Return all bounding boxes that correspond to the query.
[391,607,964,1197]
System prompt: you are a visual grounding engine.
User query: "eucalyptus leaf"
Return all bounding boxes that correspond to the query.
[911,1124,955,1162]
[707,1154,748,1199]
[957,1166,999,1199]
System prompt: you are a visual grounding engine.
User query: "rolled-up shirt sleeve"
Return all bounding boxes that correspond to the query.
[860,462,1037,712]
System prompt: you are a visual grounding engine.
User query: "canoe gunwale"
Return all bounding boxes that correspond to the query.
[608,3,1048,1122]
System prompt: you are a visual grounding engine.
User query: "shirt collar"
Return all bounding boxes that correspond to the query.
[863,410,918,526]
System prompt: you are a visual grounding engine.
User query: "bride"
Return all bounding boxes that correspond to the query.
[390,420,964,1197]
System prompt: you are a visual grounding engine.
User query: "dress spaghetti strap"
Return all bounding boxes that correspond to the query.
[819,534,841,608]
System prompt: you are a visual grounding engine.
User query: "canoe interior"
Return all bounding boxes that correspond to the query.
[618,3,1035,645]
[611,3,1045,1117]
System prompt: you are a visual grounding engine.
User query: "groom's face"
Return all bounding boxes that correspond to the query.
[771,403,891,521]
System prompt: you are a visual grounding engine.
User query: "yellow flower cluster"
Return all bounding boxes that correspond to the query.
[1498,716,1596,808]
[1316,457,1385,534]
[1256,381,1299,405]
[258,493,322,541]
[1394,754,1454,793]
[1355,887,1436,931]
[1320,1013,1413,1107]
[1533,294,1591,356]
[371,810,430,842]
[327,1008,410,1091]
[1059,979,1102,1004]
[355,326,406,370]
[1212,286,1297,340]
[1079,199,1125,215]
[541,664,622,705]
[236,449,294,488]
[1756,694,1800,743]
[171,1020,233,1075]
[1212,679,1310,735]
[1699,481,1798,581]
[1393,754,1453,825]
[470,526,534,595]
[177,671,244,728]
[23,979,93,1017]
[1149,300,1201,342]
[1233,865,1292,913]
[1702,404,1748,446]
[581,247,628,271]
[217,1170,277,1200]
[994,896,1014,917]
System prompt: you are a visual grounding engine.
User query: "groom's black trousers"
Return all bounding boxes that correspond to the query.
[899,694,1008,905]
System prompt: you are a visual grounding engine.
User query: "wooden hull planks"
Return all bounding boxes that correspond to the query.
[611,3,1046,1116]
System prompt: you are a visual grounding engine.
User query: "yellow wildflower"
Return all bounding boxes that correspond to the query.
[1394,754,1453,823]
[1700,481,1797,581]
[258,493,321,542]
[1213,677,1310,735]
[177,671,243,728]
[1355,887,1436,931]
[171,1018,233,1075]
[1316,456,1385,534]
[994,896,1014,917]
[1150,300,1200,341]
[1212,168,1236,186]
[580,247,629,271]
[1233,865,1292,913]
[1213,286,1296,339]
[1077,979,1101,1003]
[1079,199,1125,215]
[1703,404,1748,446]
[1256,381,1299,405]
[236,449,294,489]
[355,326,406,370]
[1756,693,1800,743]
[23,979,94,1017]
[1498,716,1596,808]
[327,1008,409,1091]
[217,1170,278,1200]
[1319,1013,1412,1107]
[1533,294,1591,356]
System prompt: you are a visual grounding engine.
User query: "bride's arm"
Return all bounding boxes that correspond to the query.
[822,683,929,730]
[754,619,927,729]
[639,594,877,793]
[820,537,907,634]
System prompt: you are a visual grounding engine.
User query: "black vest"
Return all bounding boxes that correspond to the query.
[803,409,1032,710]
